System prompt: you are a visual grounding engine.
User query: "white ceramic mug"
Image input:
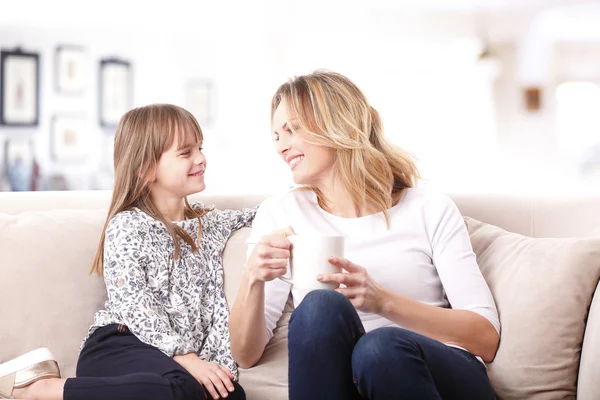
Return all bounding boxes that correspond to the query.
[278,235,345,290]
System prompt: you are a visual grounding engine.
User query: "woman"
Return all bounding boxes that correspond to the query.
[229,71,500,399]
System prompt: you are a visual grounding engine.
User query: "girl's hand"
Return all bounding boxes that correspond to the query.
[317,256,386,314]
[245,227,295,283]
[174,353,235,399]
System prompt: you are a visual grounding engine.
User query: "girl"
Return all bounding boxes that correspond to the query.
[0,104,254,400]
[229,71,500,399]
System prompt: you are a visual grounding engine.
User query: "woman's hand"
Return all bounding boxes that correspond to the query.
[317,256,387,314]
[244,227,295,283]
[173,353,235,399]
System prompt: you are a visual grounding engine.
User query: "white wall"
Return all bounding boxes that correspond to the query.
[3,1,600,196]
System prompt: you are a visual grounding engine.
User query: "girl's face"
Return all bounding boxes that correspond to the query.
[271,99,336,186]
[150,131,206,198]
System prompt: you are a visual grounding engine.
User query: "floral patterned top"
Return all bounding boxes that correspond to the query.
[83,202,256,380]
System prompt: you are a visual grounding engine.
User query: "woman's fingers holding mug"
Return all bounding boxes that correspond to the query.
[328,256,363,273]
[271,226,296,237]
[261,246,290,260]
[260,234,292,250]
[317,272,362,287]
[261,267,288,281]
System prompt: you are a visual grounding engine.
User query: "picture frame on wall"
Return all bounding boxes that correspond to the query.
[99,58,132,128]
[55,45,88,94]
[185,79,213,126]
[51,114,88,162]
[0,49,40,127]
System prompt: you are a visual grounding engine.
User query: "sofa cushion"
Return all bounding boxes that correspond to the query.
[465,217,600,400]
[0,209,108,378]
[222,227,290,400]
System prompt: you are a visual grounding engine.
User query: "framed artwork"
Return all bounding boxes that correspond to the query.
[186,79,213,126]
[99,58,132,128]
[3,139,34,191]
[55,45,88,94]
[51,114,88,162]
[0,49,40,127]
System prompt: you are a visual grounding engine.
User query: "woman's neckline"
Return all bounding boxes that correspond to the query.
[298,189,408,221]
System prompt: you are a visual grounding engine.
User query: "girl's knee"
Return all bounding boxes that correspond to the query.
[166,371,206,400]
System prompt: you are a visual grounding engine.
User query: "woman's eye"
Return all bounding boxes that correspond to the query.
[199,147,204,152]
[273,133,279,142]
[181,151,190,156]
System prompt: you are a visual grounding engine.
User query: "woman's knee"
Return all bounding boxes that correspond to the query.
[290,289,353,327]
[352,327,421,374]
[290,290,355,335]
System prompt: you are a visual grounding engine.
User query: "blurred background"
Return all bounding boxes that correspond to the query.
[1,0,600,196]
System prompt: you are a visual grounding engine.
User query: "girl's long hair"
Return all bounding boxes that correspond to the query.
[90,104,208,276]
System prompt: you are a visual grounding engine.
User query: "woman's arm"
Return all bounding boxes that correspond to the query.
[321,193,500,362]
[229,202,292,368]
[323,256,499,361]
[379,289,499,362]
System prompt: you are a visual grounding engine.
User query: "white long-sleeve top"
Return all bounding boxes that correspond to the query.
[247,188,500,343]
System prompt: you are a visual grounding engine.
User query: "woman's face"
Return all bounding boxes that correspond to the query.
[271,99,336,186]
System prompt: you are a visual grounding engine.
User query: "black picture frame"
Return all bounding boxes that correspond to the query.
[99,58,132,128]
[0,48,40,127]
[55,45,87,95]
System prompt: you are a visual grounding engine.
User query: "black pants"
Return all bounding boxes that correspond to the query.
[63,324,245,400]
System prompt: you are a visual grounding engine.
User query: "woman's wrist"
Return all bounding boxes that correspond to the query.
[242,264,264,286]
[377,287,396,316]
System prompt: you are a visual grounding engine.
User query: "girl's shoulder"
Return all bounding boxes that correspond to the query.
[107,208,154,233]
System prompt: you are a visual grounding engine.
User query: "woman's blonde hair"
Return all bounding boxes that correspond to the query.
[90,104,209,276]
[271,70,420,223]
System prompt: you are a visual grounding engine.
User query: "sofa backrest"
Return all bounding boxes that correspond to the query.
[1,190,599,399]
[3,190,600,238]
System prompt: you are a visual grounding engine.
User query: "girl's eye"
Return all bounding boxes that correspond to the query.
[273,133,279,142]
[199,147,204,152]
[181,151,190,156]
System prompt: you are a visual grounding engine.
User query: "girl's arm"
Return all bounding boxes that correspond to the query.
[197,203,257,242]
[103,214,194,357]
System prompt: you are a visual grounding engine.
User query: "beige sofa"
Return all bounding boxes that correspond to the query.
[1,190,599,400]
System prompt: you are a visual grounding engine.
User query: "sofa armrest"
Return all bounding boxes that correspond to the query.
[579,282,600,400]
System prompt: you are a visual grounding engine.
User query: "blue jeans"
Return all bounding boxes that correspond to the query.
[288,290,496,400]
